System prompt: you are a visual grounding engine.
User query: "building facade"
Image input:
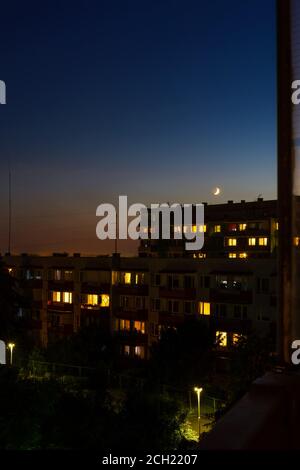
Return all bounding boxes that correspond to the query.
[2,199,278,359]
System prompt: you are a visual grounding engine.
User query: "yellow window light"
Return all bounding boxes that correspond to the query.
[233,333,243,344]
[100,294,110,307]
[199,301,210,316]
[53,291,61,302]
[87,294,98,305]
[63,292,72,303]
[216,331,227,347]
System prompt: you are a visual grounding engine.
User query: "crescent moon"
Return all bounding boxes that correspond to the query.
[213,187,221,196]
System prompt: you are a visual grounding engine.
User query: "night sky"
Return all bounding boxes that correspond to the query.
[0,0,276,255]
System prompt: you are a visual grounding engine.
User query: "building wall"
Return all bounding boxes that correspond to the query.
[4,252,277,360]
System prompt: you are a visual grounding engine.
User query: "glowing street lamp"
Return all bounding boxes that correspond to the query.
[8,343,15,365]
[194,387,203,441]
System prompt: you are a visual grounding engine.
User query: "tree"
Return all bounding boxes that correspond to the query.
[149,318,216,389]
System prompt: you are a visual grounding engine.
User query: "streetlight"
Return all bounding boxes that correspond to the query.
[194,387,203,441]
[8,343,15,366]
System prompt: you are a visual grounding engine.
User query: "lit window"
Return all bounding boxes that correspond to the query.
[134,321,145,334]
[100,294,110,307]
[192,225,197,233]
[227,238,237,246]
[124,272,131,284]
[120,319,130,331]
[63,292,72,303]
[239,253,248,259]
[239,223,247,231]
[134,346,145,359]
[87,294,98,305]
[64,270,73,280]
[199,301,210,316]
[183,226,188,233]
[216,331,227,347]
[214,225,221,233]
[228,223,237,231]
[124,345,130,356]
[275,222,279,230]
[199,225,207,233]
[112,271,119,285]
[248,238,256,246]
[294,237,300,247]
[259,237,268,246]
[53,291,61,302]
[54,269,62,281]
[233,333,242,344]
[229,253,237,258]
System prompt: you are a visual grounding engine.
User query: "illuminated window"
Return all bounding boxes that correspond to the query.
[248,237,256,246]
[228,223,237,231]
[239,252,248,259]
[87,294,98,305]
[228,253,237,258]
[233,333,243,344]
[52,291,61,302]
[259,237,268,246]
[124,345,130,355]
[134,346,145,359]
[239,223,247,231]
[192,225,197,233]
[64,270,73,281]
[54,269,62,281]
[112,271,119,285]
[124,272,131,284]
[214,225,221,233]
[183,226,188,233]
[120,319,130,331]
[216,331,227,347]
[134,321,145,334]
[227,238,237,246]
[275,222,279,230]
[199,225,207,233]
[63,292,72,303]
[199,301,210,316]
[294,237,300,247]
[100,294,110,307]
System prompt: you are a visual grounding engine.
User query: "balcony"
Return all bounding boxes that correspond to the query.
[159,287,196,299]
[113,308,148,321]
[210,288,253,304]
[80,282,110,294]
[112,284,148,296]
[47,301,74,312]
[48,280,74,291]
[200,371,300,450]
[159,311,184,326]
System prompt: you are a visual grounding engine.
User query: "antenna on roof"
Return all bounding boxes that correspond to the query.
[8,168,12,254]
